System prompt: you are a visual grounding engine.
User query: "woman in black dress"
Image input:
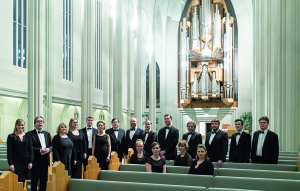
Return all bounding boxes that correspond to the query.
[52,123,77,176]
[7,119,33,182]
[174,140,193,166]
[188,144,214,175]
[130,139,148,164]
[92,121,111,170]
[68,118,87,179]
[146,142,166,173]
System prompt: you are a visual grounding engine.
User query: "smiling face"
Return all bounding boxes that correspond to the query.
[72,119,78,129]
[16,121,25,133]
[60,124,68,135]
[97,122,105,132]
[136,143,144,152]
[164,116,172,127]
[111,119,119,129]
[86,117,93,128]
[197,147,207,160]
[130,118,138,128]
[34,117,44,131]
[187,123,195,133]
[178,145,186,153]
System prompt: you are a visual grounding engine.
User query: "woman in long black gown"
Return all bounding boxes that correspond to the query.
[146,142,166,173]
[52,123,77,176]
[130,139,148,164]
[92,121,111,170]
[7,119,33,182]
[68,118,87,178]
[188,144,214,175]
[174,140,193,166]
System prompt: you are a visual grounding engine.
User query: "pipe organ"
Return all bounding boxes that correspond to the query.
[179,0,237,108]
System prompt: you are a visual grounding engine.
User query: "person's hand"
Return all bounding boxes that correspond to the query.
[161,155,166,159]
[106,156,110,162]
[9,165,15,172]
[28,163,32,170]
[159,150,166,156]
[83,153,87,159]
[44,148,50,154]
[217,160,223,167]
[73,161,77,165]
[124,155,128,159]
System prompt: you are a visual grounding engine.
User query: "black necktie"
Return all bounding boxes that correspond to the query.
[38,131,43,134]
[212,131,216,134]
[236,133,241,135]
[260,131,264,134]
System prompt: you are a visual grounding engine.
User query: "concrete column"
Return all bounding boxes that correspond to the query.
[253,0,300,151]
[81,0,93,127]
[28,0,45,129]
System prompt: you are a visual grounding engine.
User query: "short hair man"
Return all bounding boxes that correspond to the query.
[125,118,144,157]
[251,116,279,164]
[141,120,158,155]
[229,119,251,163]
[205,119,228,166]
[80,116,98,167]
[182,121,202,159]
[27,116,52,191]
[157,114,179,160]
[105,118,126,161]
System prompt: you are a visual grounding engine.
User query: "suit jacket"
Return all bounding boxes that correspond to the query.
[27,129,52,166]
[105,127,126,158]
[80,127,98,153]
[205,130,228,162]
[125,127,144,154]
[157,126,179,160]
[141,130,158,155]
[251,129,279,164]
[229,131,251,163]
[182,131,202,159]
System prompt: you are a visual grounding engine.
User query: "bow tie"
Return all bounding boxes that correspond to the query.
[130,128,135,131]
[236,133,241,135]
[38,131,44,134]
[87,128,92,130]
[113,129,119,131]
[165,127,170,130]
[188,132,193,135]
[211,131,216,134]
[145,131,149,134]
[259,131,264,134]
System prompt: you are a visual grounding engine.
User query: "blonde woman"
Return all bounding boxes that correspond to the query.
[7,119,33,182]
[174,140,193,166]
[130,139,148,164]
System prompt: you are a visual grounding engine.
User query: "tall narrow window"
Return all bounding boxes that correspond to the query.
[146,63,160,108]
[13,0,27,68]
[95,0,102,90]
[63,0,72,81]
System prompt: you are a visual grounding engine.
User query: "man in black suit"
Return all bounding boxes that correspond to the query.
[80,116,98,167]
[205,119,228,167]
[141,120,157,155]
[182,121,202,159]
[27,116,52,191]
[251,116,279,164]
[125,118,144,157]
[229,119,251,163]
[157,114,179,160]
[105,118,126,161]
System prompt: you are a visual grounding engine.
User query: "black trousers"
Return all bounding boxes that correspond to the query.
[31,155,48,191]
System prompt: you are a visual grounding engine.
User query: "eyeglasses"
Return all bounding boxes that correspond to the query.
[36,120,44,123]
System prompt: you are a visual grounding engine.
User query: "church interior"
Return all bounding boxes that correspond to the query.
[0,0,300,190]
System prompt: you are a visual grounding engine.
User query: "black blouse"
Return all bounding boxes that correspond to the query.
[188,159,214,175]
[146,156,166,173]
[130,151,148,164]
[174,152,193,166]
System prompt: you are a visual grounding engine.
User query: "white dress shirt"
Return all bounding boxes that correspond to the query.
[256,129,268,156]
[145,130,151,142]
[113,128,119,138]
[209,129,219,145]
[86,127,93,149]
[236,131,243,146]
[36,129,46,155]
[129,127,137,140]
[187,132,194,142]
